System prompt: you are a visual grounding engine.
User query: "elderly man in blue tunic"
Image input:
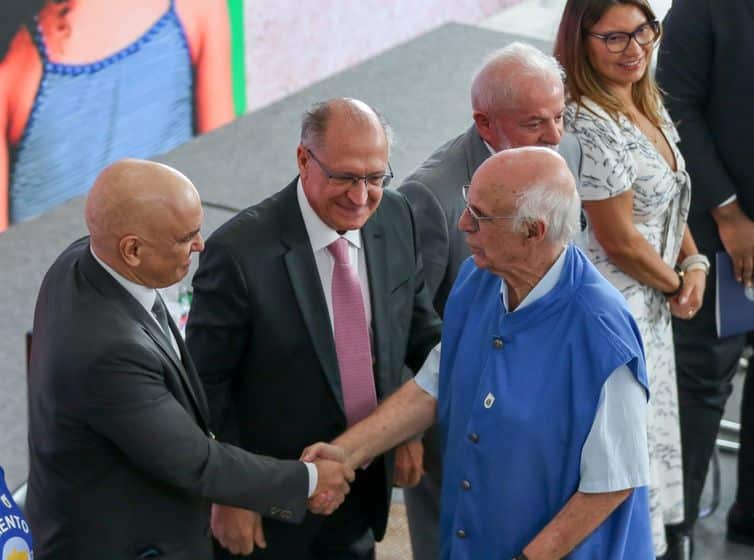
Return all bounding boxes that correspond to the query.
[303,146,654,559]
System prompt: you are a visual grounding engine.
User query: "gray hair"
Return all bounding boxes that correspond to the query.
[471,42,565,114]
[300,98,395,152]
[513,183,581,246]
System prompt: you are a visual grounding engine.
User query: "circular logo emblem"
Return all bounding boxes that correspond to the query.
[2,537,31,560]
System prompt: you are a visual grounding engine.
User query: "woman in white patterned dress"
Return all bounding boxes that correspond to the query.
[555,1,709,557]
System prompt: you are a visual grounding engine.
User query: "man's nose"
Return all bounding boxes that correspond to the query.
[540,119,562,146]
[346,180,369,205]
[458,208,474,232]
[193,233,205,253]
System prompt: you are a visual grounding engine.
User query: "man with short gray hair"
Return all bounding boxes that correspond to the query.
[305,147,653,559]
[397,41,582,560]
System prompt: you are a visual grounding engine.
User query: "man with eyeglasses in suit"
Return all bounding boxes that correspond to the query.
[186,98,442,559]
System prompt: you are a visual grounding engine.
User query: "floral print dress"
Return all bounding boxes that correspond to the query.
[566,96,691,556]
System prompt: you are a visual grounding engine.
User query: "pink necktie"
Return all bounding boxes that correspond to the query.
[328,238,377,427]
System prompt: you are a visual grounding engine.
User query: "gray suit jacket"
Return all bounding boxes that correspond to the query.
[398,126,582,482]
[26,238,309,560]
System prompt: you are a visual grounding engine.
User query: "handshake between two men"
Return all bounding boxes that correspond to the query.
[211,379,433,557]
[211,442,357,556]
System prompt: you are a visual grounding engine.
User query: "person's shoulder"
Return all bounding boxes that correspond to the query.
[402,128,477,186]
[174,0,228,30]
[174,0,229,53]
[203,182,294,258]
[566,98,613,127]
[571,250,637,333]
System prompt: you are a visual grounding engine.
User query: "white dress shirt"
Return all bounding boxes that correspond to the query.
[297,179,372,339]
[415,248,650,492]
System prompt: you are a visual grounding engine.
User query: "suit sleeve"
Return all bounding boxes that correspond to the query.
[400,194,443,373]
[186,237,250,442]
[656,0,738,211]
[399,178,451,302]
[82,342,309,523]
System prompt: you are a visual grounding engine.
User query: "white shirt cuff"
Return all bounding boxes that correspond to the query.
[718,194,737,208]
[413,342,441,398]
[304,461,318,498]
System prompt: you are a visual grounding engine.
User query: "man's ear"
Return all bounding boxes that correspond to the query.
[472,111,493,145]
[120,235,142,267]
[296,144,309,179]
[526,220,547,241]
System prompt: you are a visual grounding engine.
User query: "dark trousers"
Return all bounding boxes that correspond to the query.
[215,463,383,560]
[672,255,754,532]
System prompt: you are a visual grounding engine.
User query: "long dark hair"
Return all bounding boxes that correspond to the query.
[554,0,664,127]
[0,1,68,61]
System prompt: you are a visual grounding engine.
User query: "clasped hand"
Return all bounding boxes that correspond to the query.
[301,442,353,515]
[307,444,355,515]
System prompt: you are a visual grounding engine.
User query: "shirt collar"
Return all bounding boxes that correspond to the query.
[500,246,568,312]
[90,246,158,313]
[296,178,361,252]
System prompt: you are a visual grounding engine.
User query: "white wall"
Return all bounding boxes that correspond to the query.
[243,0,522,111]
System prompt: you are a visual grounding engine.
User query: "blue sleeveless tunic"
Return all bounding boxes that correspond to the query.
[437,245,654,559]
[0,467,33,560]
[9,0,193,224]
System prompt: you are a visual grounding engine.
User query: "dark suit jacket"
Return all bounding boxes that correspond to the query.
[657,0,754,251]
[398,125,583,317]
[186,179,442,542]
[26,238,309,560]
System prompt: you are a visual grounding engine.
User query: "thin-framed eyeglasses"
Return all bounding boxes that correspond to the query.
[587,20,661,53]
[306,148,394,190]
[461,184,516,232]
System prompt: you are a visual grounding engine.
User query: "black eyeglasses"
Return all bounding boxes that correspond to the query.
[306,148,394,190]
[461,184,516,232]
[588,20,661,53]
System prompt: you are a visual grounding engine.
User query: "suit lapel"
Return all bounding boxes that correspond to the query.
[362,211,390,398]
[168,315,210,429]
[79,246,209,429]
[279,183,345,416]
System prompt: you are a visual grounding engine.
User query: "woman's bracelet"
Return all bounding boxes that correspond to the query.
[679,254,710,275]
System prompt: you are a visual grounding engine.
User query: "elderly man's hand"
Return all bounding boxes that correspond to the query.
[393,440,424,488]
[713,202,754,286]
[307,458,355,515]
[210,504,266,556]
[300,442,346,463]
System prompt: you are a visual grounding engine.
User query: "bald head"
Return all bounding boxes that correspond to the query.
[86,159,204,287]
[474,147,579,246]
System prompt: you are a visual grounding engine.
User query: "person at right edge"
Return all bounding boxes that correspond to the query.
[554,1,708,558]
[657,0,754,556]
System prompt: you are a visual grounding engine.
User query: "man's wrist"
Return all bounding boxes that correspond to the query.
[711,199,744,224]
